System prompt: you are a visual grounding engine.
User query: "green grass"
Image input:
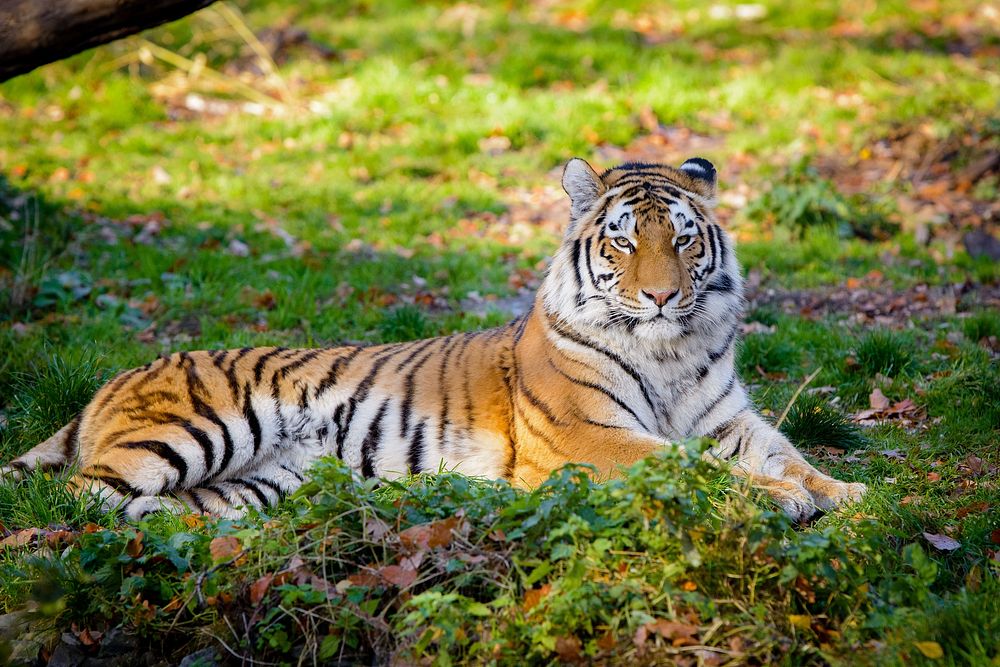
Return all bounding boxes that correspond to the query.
[1,0,998,664]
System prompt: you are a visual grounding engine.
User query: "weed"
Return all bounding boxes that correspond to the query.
[378,304,431,342]
[738,332,801,376]
[856,330,914,378]
[780,393,866,451]
[746,160,899,240]
[962,309,1000,343]
[0,352,107,461]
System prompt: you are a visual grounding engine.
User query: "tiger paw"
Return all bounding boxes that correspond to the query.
[762,480,817,522]
[807,479,867,512]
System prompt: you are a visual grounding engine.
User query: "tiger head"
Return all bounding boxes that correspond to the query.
[542,157,743,341]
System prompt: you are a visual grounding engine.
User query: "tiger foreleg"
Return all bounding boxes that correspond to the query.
[705,409,866,520]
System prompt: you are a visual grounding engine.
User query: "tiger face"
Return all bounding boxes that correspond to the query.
[546,157,738,341]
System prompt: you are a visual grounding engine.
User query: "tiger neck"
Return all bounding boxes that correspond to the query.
[533,290,739,381]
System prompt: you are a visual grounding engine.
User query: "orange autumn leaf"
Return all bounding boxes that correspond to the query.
[209,536,242,561]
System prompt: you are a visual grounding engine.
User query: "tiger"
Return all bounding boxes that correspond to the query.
[1,157,866,522]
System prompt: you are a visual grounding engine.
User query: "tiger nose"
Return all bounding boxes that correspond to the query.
[642,289,677,307]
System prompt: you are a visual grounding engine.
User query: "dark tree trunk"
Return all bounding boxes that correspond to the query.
[0,0,218,82]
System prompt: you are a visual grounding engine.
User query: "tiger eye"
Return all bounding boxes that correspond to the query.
[675,235,691,247]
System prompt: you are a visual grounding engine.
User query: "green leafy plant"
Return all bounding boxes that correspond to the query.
[747,160,898,240]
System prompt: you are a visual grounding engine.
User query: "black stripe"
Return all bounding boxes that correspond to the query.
[224,347,253,402]
[399,339,445,438]
[544,312,656,415]
[253,348,288,385]
[314,346,364,397]
[337,347,408,455]
[250,475,285,497]
[232,478,270,506]
[243,383,263,456]
[437,336,463,452]
[92,367,144,415]
[393,337,440,373]
[62,415,82,460]
[708,327,738,362]
[517,374,561,425]
[117,440,188,484]
[715,225,728,267]
[706,413,742,442]
[332,403,348,458]
[80,472,140,497]
[706,224,719,275]
[10,461,28,471]
[583,236,599,289]
[204,484,236,507]
[704,273,735,295]
[459,333,476,438]
[279,463,305,482]
[180,421,216,474]
[275,349,322,381]
[407,420,427,474]
[361,400,390,478]
[181,489,207,513]
[185,362,235,474]
[571,238,584,302]
[547,360,653,432]
[691,376,737,431]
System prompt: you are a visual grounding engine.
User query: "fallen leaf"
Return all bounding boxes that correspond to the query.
[646,619,699,646]
[379,565,417,588]
[913,641,944,659]
[210,536,242,561]
[126,531,144,558]
[398,514,464,551]
[1,528,39,548]
[555,635,583,662]
[250,574,274,605]
[923,532,961,551]
[991,529,1000,546]
[788,614,812,630]
[364,517,391,541]
[869,388,890,410]
[523,584,552,611]
[927,472,941,482]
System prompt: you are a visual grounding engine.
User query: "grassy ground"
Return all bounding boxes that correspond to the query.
[1,0,998,664]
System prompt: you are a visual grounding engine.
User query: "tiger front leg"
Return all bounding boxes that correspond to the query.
[706,409,866,521]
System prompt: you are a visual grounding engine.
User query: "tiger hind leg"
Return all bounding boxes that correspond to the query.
[1,417,81,480]
[168,460,305,518]
[71,458,306,520]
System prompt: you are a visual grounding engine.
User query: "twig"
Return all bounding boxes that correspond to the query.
[775,367,822,428]
[214,2,291,99]
[136,38,284,109]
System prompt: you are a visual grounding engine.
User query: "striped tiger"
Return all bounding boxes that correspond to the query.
[2,158,865,521]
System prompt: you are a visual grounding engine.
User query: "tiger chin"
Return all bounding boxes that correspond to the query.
[1,157,865,522]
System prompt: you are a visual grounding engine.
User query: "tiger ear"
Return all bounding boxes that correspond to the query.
[562,158,605,220]
[678,157,717,199]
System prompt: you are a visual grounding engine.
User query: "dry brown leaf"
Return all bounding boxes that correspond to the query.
[0,528,41,547]
[249,574,274,605]
[379,565,417,588]
[869,388,890,411]
[555,635,583,662]
[523,584,552,611]
[923,532,961,551]
[209,536,242,561]
[398,515,464,551]
[126,531,144,558]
